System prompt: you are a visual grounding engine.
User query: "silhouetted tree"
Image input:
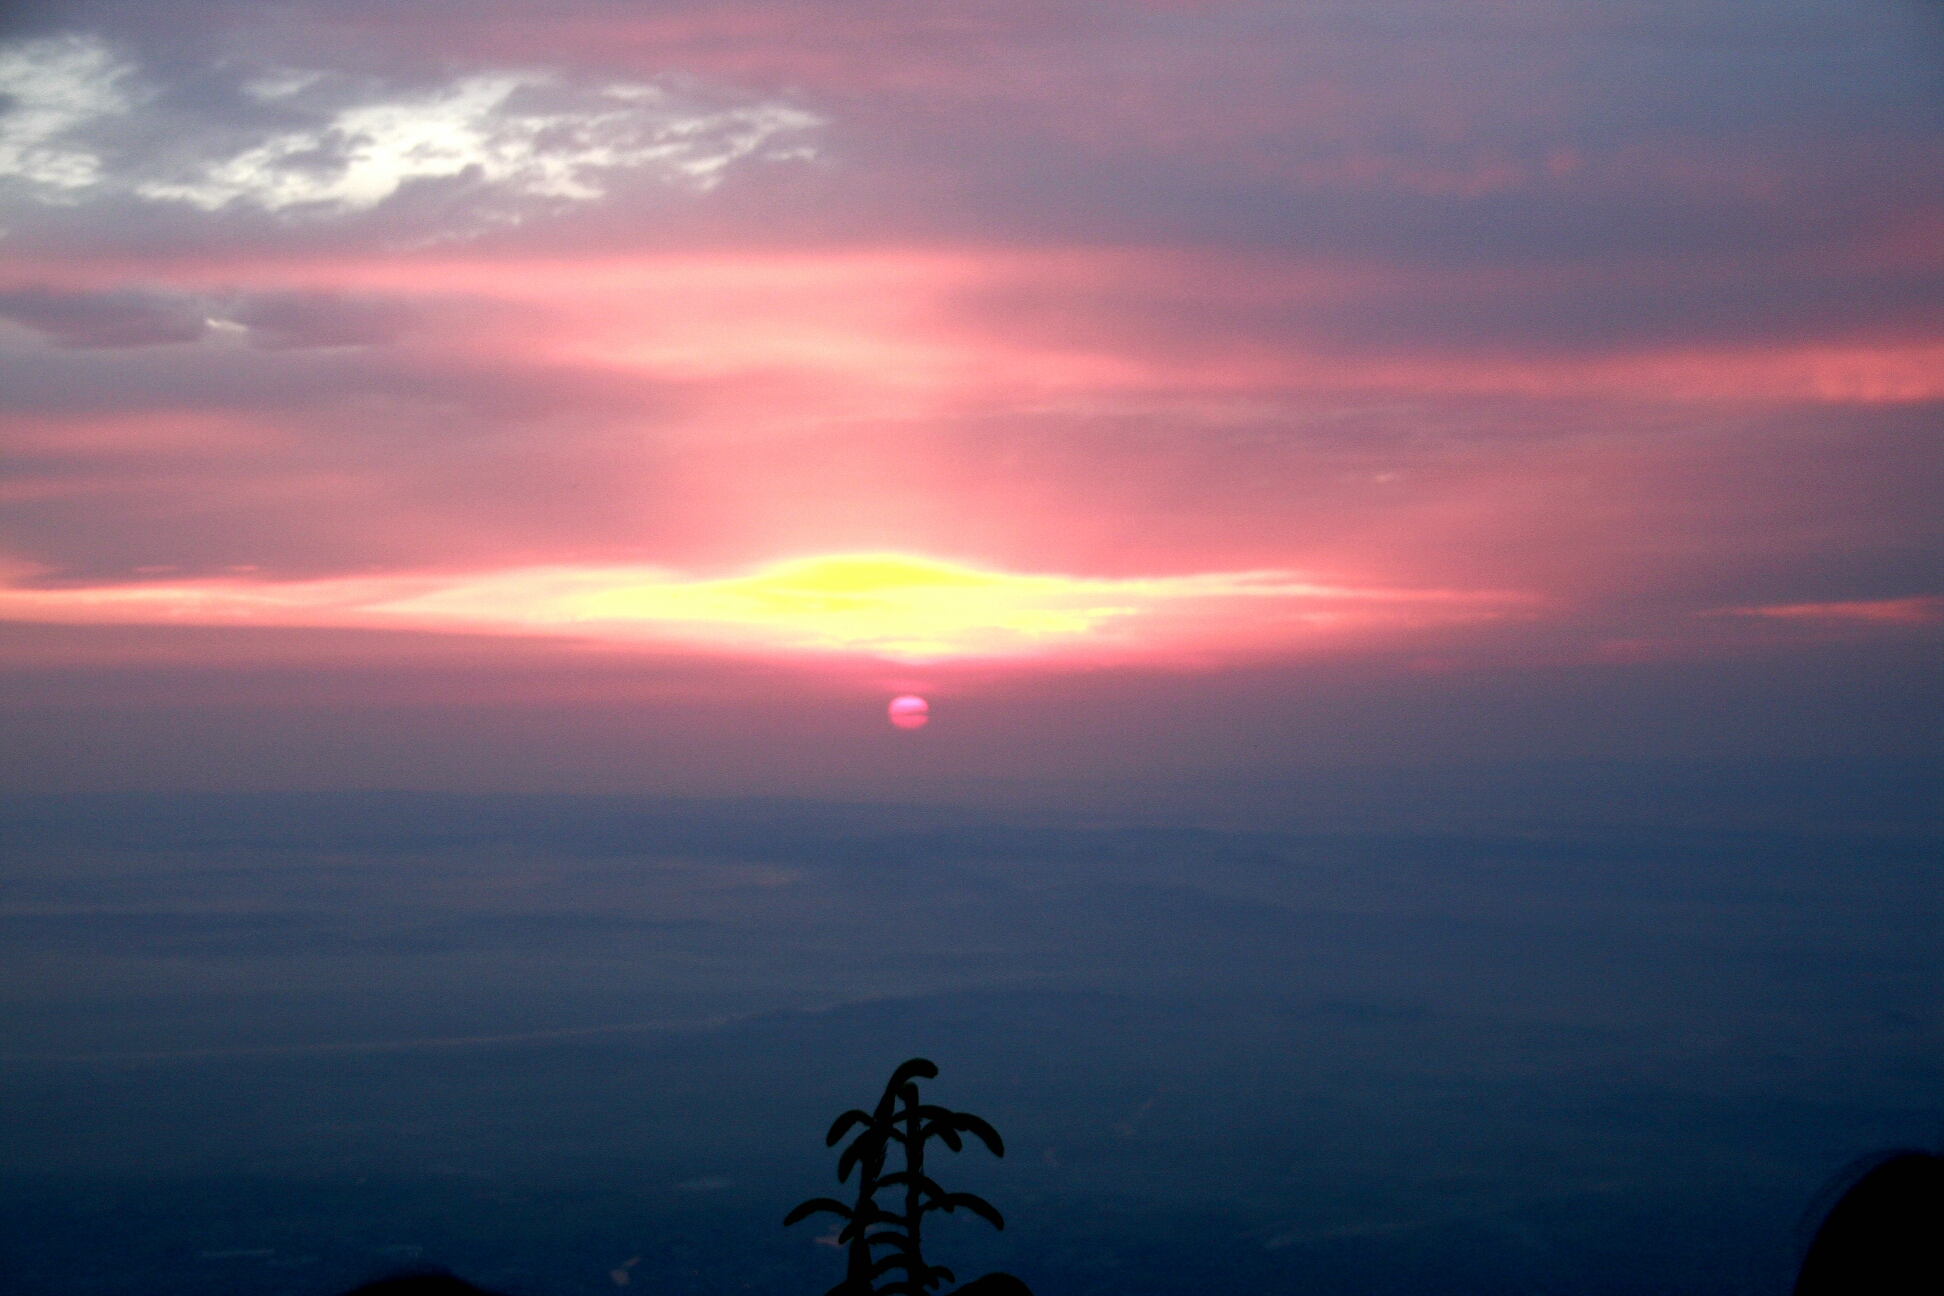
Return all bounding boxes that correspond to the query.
[786,1058,1010,1296]
[785,1058,923,1295]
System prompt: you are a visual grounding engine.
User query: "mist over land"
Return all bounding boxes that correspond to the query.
[3,776,1937,1295]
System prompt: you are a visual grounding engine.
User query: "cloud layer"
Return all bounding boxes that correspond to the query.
[0,0,1937,700]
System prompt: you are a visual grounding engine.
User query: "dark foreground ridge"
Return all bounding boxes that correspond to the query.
[327,1144,1938,1296]
[342,1275,497,1296]
[339,1271,1032,1296]
[334,1058,1033,1296]
[1793,1150,1943,1296]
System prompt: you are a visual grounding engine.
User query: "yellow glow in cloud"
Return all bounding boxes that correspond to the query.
[0,552,1513,662]
[557,554,1132,657]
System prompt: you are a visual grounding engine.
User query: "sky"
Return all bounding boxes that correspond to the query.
[0,0,1940,802]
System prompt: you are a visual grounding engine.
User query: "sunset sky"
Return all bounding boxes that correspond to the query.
[2,0,1938,801]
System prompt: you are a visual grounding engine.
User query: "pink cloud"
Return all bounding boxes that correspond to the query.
[1,0,1939,699]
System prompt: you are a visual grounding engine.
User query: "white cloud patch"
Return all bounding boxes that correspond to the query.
[0,34,823,219]
[139,74,820,214]
[0,35,136,194]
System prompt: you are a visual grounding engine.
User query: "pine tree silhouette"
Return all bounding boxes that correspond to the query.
[785,1059,1023,1296]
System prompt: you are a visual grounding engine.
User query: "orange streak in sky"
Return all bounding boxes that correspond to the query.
[1728,596,1942,625]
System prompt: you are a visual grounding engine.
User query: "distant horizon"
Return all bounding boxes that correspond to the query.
[4,786,1937,1293]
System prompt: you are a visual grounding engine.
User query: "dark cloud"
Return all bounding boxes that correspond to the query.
[0,283,417,357]
[0,287,207,347]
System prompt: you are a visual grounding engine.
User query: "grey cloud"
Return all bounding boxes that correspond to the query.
[2,2,1935,282]
[0,287,417,350]
[0,287,207,347]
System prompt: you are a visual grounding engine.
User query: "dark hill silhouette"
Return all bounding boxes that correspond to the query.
[1795,1150,1942,1294]
[947,1277,1031,1296]
[333,1061,1034,1296]
[334,1113,1944,1296]
[341,1271,500,1296]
